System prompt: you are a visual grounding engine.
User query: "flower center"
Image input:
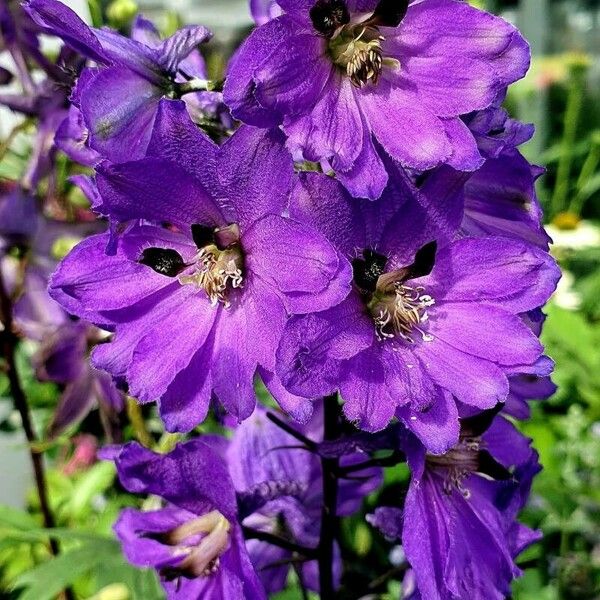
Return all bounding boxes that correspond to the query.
[426,438,481,499]
[329,25,385,87]
[368,279,435,342]
[163,510,231,579]
[353,245,437,343]
[179,224,244,308]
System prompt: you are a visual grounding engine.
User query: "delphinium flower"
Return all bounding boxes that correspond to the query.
[368,409,541,600]
[224,0,530,199]
[11,218,124,438]
[107,440,267,599]
[0,1,84,190]
[25,0,213,162]
[504,310,556,420]
[0,0,44,77]
[276,166,559,452]
[459,147,550,249]
[50,103,352,431]
[224,405,382,594]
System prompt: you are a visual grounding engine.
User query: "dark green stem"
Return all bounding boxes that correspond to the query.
[318,394,340,599]
[0,270,75,600]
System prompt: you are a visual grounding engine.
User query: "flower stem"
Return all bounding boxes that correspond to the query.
[0,270,75,600]
[126,397,153,448]
[319,394,340,599]
[550,65,586,217]
[267,411,318,451]
[242,526,317,558]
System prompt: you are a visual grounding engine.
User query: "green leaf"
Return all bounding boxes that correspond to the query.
[0,505,39,530]
[13,542,113,600]
[64,461,116,519]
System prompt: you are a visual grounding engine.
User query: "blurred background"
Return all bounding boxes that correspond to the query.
[1,0,599,599]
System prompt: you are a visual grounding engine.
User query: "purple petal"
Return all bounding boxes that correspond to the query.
[425,238,560,313]
[361,79,451,170]
[127,287,217,402]
[147,98,220,193]
[157,25,212,75]
[223,18,288,127]
[96,158,225,230]
[24,0,107,63]
[112,440,238,519]
[211,305,259,422]
[340,347,396,432]
[80,66,162,162]
[218,126,294,228]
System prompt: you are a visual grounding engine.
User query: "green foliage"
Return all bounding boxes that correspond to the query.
[0,508,162,599]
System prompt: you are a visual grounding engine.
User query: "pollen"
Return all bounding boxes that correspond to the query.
[369,282,435,343]
[329,24,398,87]
[427,439,481,499]
[330,26,383,87]
[179,224,244,308]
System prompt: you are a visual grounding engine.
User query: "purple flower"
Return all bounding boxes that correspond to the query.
[460,148,550,249]
[369,413,541,600]
[25,0,212,162]
[0,185,39,248]
[225,405,382,593]
[250,0,283,25]
[50,104,352,431]
[225,0,530,199]
[276,169,559,452]
[0,36,82,187]
[465,94,535,160]
[12,219,124,438]
[504,310,556,420]
[109,441,266,599]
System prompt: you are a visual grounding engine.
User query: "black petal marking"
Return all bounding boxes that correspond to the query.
[460,402,505,438]
[310,0,350,37]
[477,449,513,481]
[405,240,437,281]
[353,248,388,293]
[191,224,215,249]
[371,0,409,27]
[139,247,185,277]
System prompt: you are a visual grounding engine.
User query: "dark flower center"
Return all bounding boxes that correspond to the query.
[426,405,512,498]
[353,243,437,343]
[310,0,350,38]
[426,438,481,498]
[312,0,406,87]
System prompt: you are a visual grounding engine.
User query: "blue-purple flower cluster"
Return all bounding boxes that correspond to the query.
[0,0,561,598]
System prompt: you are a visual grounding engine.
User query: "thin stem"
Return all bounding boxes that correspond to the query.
[126,397,153,447]
[550,66,585,217]
[569,133,600,215]
[319,394,340,600]
[338,450,406,476]
[266,412,317,451]
[242,526,317,558]
[0,270,75,600]
[368,563,409,590]
[294,563,310,600]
